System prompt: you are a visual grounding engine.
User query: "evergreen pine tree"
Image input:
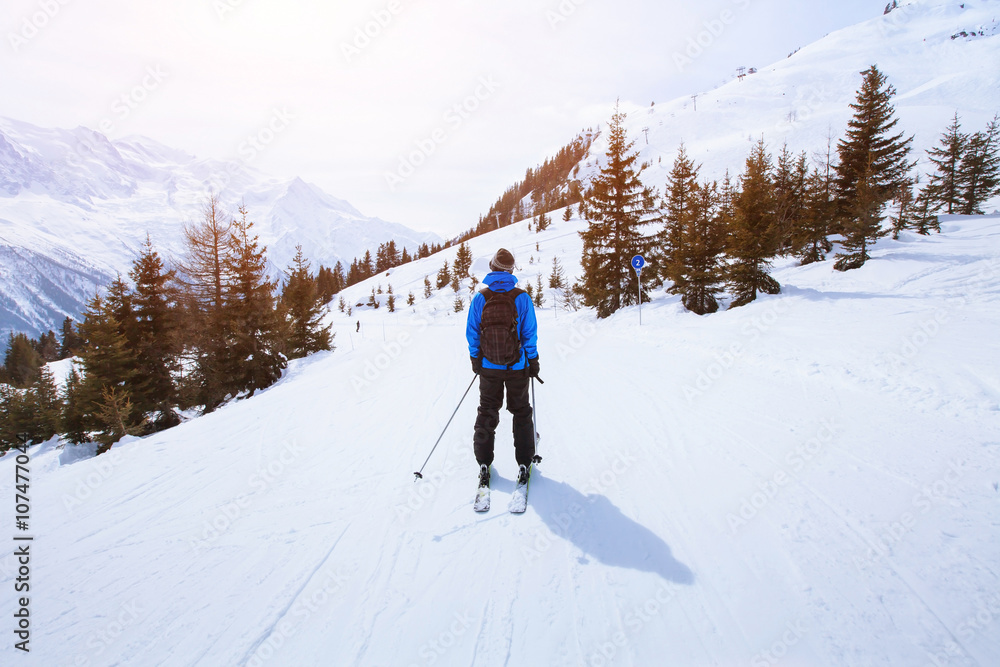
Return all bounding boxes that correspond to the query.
[537,210,550,232]
[333,261,346,293]
[29,366,62,443]
[72,291,140,442]
[563,205,573,222]
[436,261,451,289]
[889,181,916,239]
[727,139,782,307]
[958,114,1000,214]
[549,256,566,289]
[407,291,415,306]
[534,275,545,307]
[834,65,915,270]
[35,330,59,362]
[59,316,83,358]
[925,112,967,214]
[361,250,374,279]
[423,276,432,299]
[904,187,941,235]
[3,333,42,387]
[835,160,887,271]
[129,235,182,429]
[658,144,700,288]
[281,245,333,360]
[453,295,464,312]
[94,386,140,454]
[678,182,726,315]
[454,243,473,279]
[794,162,836,265]
[772,144,809,254]
[61,365,89,444]
[576,103,659,318]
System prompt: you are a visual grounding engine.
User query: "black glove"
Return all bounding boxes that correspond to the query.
[471,356,482,374]
[527,357,540,378]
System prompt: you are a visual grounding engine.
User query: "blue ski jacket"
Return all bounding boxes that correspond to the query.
[466,271,538,371]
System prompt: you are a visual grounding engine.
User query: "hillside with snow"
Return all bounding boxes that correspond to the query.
[0,117,440,336]
[579,0,1000,214]
[2,205,999,665]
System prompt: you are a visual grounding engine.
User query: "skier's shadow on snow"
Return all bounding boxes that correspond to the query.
[528,477,695,585]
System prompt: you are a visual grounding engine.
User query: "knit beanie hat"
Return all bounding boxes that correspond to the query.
[489,248,516,273]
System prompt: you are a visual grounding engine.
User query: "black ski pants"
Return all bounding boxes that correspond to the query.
[473,371,535,468]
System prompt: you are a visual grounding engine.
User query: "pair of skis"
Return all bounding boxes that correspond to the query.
[474,461,537,514]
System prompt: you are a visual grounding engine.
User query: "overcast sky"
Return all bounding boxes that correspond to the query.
[1,0,880,236]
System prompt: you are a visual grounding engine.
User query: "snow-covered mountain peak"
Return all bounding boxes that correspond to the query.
[0,118,440,335]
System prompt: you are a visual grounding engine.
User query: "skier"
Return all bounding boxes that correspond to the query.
[467,248,540,492]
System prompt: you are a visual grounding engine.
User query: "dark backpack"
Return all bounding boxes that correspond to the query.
[479,288,525,367]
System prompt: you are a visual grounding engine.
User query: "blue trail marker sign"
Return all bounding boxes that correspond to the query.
[631,255,645,325]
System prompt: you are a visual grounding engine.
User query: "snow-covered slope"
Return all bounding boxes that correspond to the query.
[0,117,440,336]
[580,0,1000,214]
[2,205,999,665]
[2,3,1000,665]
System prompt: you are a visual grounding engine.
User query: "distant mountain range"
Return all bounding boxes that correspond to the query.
[0,117,440,336]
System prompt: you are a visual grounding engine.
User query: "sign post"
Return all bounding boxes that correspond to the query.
[631,254,645,326]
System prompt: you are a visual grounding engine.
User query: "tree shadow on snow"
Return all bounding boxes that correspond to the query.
[529,477,695,586]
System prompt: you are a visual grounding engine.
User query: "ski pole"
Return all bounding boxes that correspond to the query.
[414,374,478,481]
[531,377,543,465]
